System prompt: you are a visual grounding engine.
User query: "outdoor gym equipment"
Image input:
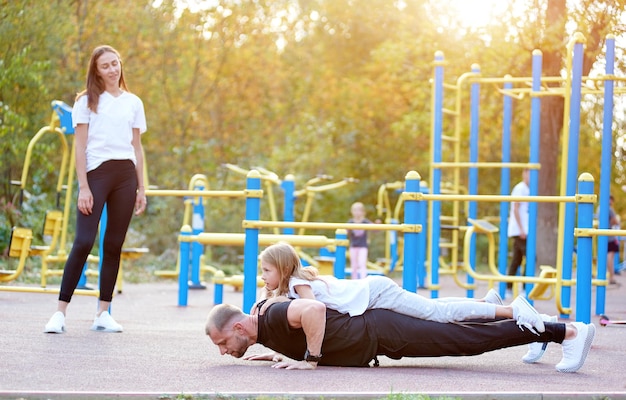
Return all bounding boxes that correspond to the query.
[1,225,98,297]
[220,165,362,270]
[417,172,597,323]
[428,32,626,318]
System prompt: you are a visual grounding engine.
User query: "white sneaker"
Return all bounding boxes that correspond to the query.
[511,295,545,334]
[44,311,65,334]
[556,322,595,373]
[522,314,558,363]
[91,311,123,332]
[484,289,503,305]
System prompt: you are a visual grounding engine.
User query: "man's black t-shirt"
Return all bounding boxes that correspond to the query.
[256,300,567,367]
[257,301,377,367]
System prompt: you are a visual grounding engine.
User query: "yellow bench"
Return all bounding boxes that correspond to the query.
[28,210,64,287]
[527,265,558,300]
[1,227,34,282]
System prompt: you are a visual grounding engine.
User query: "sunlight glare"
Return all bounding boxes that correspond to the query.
[447,0,510,28]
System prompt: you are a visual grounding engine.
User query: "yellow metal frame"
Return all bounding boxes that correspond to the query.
[427,33,626,311]
[0,226,98,296]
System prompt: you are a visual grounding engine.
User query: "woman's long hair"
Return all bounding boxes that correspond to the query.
[76,45,129,112]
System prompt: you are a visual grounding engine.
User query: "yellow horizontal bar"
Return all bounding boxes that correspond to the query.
[433,162,540,169]
[0,286,99,296]
[179,232,345,248]
[576,228,626,237]
[145,189,247,198]
[243,220,411,232]
[406,193,576,204]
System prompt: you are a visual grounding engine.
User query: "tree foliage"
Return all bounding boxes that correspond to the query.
[1,0,626,270]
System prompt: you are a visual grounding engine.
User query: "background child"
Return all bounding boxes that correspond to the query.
[347,202,373,279]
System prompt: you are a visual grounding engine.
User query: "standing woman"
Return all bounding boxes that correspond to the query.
[44,45,147,333]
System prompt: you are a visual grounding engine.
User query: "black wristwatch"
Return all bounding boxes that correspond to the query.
[304,349,322,363]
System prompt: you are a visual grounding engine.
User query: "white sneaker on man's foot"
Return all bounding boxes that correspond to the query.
[556,322,595,373]
[511,296,545,334]
[91,311,123,332]
[484,289,503,305]
[522,314,558,363]
[44,311,65,334]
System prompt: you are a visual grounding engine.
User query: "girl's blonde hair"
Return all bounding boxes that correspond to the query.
[260,242,319,297]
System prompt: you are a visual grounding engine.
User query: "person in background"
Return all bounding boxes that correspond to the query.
[347,202,374,279]
[44,45,147,334]
[507,168,530,298]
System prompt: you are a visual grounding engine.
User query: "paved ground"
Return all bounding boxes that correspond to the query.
[1,272,625,400]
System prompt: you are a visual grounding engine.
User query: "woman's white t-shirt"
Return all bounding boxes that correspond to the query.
[288,275,370,316]
[507,180,529,237]
[72,91,147,172]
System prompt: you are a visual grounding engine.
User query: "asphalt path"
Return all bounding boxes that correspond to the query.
[1,273,625,399]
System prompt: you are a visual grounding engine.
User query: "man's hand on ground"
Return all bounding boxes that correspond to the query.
[271,360,317,370]
[243,352,283,362]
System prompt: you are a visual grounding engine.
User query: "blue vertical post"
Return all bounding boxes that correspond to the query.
[403,171,420,293]
[596,35,615,316]
[561,36,585,313]
[389,218,399,273]
[526,50,542,300]
[213,271,224,305]
[467,64,480,298]
[499,77,513,296]
[334,229,347,279]
[189,184,206,289]
[78,207,107,290]
[431,51,445,298]
[576,173,594,323]
[280,174,295,235]
[243,170,261,313]
[178,225,192,306]
[416,183,428,288]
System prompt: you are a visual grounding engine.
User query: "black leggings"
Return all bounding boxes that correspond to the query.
[59,160,137,303]
[372,312,566,360]
[507,236,526,289]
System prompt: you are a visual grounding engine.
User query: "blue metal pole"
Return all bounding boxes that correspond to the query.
[596,35,615,316]
[334,229,347,279]
[190,183,206,289]
[403,171,420,293]
[526,50,542,301]
[431,51,444,299]
[280,174,295,235]
[576,173,595,323]
[178,225,192,306]
[467,64,480,298]
[417,184,428,288]
[561,38,585,313]
[213,271,224,305]
[243,170,261,313]
[79,205,108,290]
[390,218,399,273]
[499,78,513,297]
